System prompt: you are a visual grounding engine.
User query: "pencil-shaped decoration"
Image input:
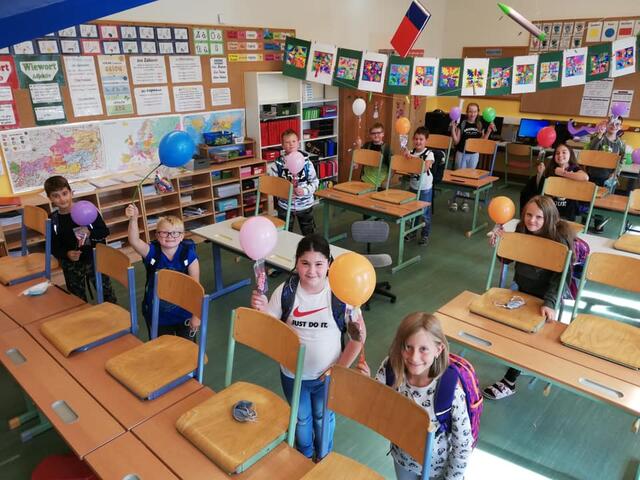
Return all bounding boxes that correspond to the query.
[497,3,546,42]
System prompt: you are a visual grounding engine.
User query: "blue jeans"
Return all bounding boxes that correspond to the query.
[280,372,335,459]
[394,460,420,479]
[452,151,480,201]
[410,188,432,238]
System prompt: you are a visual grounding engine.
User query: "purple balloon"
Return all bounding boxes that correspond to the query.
[449,106,461,122]
[632,148,640,165]
[71,200,98,226]
[611,102,627,118]
[239,216,278,261]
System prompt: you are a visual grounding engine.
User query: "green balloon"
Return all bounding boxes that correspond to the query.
[482,107,496,123]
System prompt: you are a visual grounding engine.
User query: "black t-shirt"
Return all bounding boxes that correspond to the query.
[50,211,110,264]
[455,120,483,152]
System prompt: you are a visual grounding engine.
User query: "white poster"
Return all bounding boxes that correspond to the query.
[169,56,202,83]
[173,85,205,112]
[561,48,587,87]
[305,42,337,86]
[210,57,228,83]
[610,89,634,118]
[28,83,62,104]
[357,51,388,93]
[511,55,538,94]
[611,37,636,78]
[579,79,614,117]
[63,56,103,117]
[211,87,231,106]
[617,20,635,38]
[130,56,167,85]
[0,103,16,126]
[600,20,618,42]
[134,86,171,115]
[461,58,489,96]
[410,57,439,96]
[34,105,66,122]
[97,55,134,116]
[0,86,12,102]
[585,22,602,43]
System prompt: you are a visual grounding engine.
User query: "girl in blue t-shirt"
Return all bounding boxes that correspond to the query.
[126,204,200,340]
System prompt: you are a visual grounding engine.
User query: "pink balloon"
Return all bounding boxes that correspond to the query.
[239,216,278,260]
[632,148,640,165]
[70,200,98,226]
[284,151,305,175]
[449,106,461,122]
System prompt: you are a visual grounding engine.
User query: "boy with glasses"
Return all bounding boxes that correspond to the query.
[126,204,200,340]
[359,122,392,189]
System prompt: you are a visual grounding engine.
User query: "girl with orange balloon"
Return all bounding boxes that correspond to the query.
[250,234,368,460]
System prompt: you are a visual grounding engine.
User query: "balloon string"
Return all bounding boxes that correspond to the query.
[131,162,161,204]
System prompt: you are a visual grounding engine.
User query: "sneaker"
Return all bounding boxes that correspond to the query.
[594,216,610,233]
[449,201,458,212]
[460,201,470,213]
[404,231,417,242]
[482,380,516,400]
[418,236,429,246]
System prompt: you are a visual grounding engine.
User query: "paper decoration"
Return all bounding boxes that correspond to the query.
[134,86,171,115]
[102,41,121,55]
[511,55,537,94]
[574,22,586,37]
[586,22,602,43]
[600,21,618,42]
[12,41,35,55]
[611,37,636,77]
[580,78,613,117]
[586,43,611,82]
[81,40,101,55]
[120,26,138,39]
[141,42,157,54]
[410,57,438,96]
[486,57,512,96]
[617,20,634,38]
[156,28,172,40]
[97,55,133,116]
[130,56,167,85]
[59,26,78,38]
[211,87,232,106]
[385,55,413,95]
[121,41,139,54]
[0,56,19,129]
[37,40,59,54]
[283,37,311,79]
[561,48,587,87]
[61,40,81,54]
[158,43,174,55]
[635,20,640,37]
[332,48,362,89]
[80,24,99,38]
[100,26,119,40]
[537,51,562,90]
[551,22,562,37]
[461,58,489,96]
[63,56,103,117]
[174,28,189,40]
[17,55,67,125]
[306,42,337,86]
[390,0,431,58]
[139,27,155,39]
[436,58,462,96]
[173,85,205,112]
[357,51,388,93]
[562,22,574,37]
[169,56,202,83]
[210,57,228,83]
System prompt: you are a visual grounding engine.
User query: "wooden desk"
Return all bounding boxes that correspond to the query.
[0,310,19,332]
[0,280,85,326]
[133,388,314,479]
[595,193,640,215]
[85,432,178,479]
[0,328,124,458]
[440,170,500,238]
[25,325,203,431]
[316,188,428,273]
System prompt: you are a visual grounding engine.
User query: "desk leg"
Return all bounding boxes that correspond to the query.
[8,394,52,442]
[209,243,251,300]
[465,187,488,238]
[391,216,421,274]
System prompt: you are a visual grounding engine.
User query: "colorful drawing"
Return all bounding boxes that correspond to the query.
[388,64,410,86]
[565,54,585,77]
[439,66,460,88]
[490,67,511,89]
[514,64,534,85]
[589,52,610,75]
[335,56,358,80]
[615,47,634,69]
[362,60,384,82]
[540,61,560,82]
[464,67,486,90]
[414,65,435,86]
[285,44,307,69]
[311,51,333,76]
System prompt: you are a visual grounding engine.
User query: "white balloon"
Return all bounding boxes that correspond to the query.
[352,98,366,117]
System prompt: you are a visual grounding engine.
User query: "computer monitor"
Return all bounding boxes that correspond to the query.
[516,118,550,143]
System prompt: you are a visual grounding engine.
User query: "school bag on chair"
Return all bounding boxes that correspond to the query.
[385,352,483,448]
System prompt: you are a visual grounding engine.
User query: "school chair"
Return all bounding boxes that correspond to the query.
[105,269,210,400]
[576,150,620,172]
[469,231,572,332]
[562,252,640,370]
[40,243,138,357]
[464,138,498,175]
[615,190,640,254]
[175,307,305,474]
[0,205,57,285]
[232,175,293,231]
[0,224,7,257]
[542,176,597,234]
[501,142,533,188]
[333,148,382,195]
[425,133,452,169]
[351,220,396,308]
[370,154,424,204]
[303,365,435,479]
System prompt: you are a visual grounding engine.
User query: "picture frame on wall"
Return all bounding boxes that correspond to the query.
[81,39,101,54]
[158,42,174,54]
[80,24,99,38]
[139,26,155,39]
[12,41,36,54]
[175,42,190,54]
[99,25,119,39]
[102,41,121,54]
[58,26,78,37]
[174,28,189,40]
[156,27,172,40]
[37,39,60,54]
[61,39,81,54]
[121,41,140,54]
[141,41,157,54]
[120,26,138,39]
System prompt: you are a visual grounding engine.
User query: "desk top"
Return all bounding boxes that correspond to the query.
[85,432,178,479]
[316,188,428,217]
[0,310,19,332]
[620,163,640,175]
[595,193,640,215]
[193,218,351,271]
[133,387,314,479]
[25,324,203,431]
[0,328,124,458]
[442,170,499,188]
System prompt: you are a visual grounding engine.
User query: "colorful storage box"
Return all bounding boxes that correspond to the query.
[240,166,252,178]
[215,212,227,222]
[252,165,266,175]
[216,198,239,211]
[215,184,240,198]
[262,149,280,161]
[203,131,233,146]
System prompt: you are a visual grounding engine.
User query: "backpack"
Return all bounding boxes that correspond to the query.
[385,353,483,448]
[569,237,590,299]
[430,148,446,185]
[144,239,196,288]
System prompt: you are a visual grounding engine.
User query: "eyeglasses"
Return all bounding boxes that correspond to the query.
[370,130,384,135]
[157,231,184,238]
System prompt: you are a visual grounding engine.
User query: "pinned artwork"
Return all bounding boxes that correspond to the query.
[611,37,636,77]
[410,57,438,96]
[358,51,388,93]
[332,48,362,89]
[511,55,537,94]
[461,58,489,96]
[561,48,587,87]
[305,42,337,85]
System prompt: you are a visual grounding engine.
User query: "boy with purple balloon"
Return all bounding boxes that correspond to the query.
[44,175,116,303]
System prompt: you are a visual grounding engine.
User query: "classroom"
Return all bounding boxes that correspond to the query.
[0,0,639,478]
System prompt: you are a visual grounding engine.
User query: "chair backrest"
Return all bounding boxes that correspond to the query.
[465,138,497,155]
[506,142,532,157]
[23,205,48,235]
[352,148,383,167]
[351,220,390,244]
[157,269,205,318]
[326,366,432,463]
[583,252,640,293]
[629,189,640,211]
[425,134,452,151]
[543,177,596,203]
[232,307,301,374]
[496,232,569,273]
[389,154,424,176]
[95,243,131,287]
[577,150,619,170]
[259,175,293,201]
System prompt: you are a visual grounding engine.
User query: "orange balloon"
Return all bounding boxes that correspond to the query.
[488,196,516,224]
[395,117,411,135]
[328,252,376,307]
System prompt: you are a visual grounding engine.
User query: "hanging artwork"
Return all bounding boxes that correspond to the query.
[385,55,413,95]
[332,48,362,89]
[306,42,337,85]
[537,51,562,90]
[410,57,438,96]
[561,47,587,87]
[485,57,512,96]
[436,58,463,96]
[357,51,388,93]
[511,55,538,94]
[282,37,311,79]
[461,58,489,96]
[586,43,611,82]
[611,37,636,77]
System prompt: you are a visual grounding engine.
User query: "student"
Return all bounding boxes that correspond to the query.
[358,312,472,480]
[270,129,319,235]
[125,204,200,340]
[484,196,576,400]
[44,175,116,303]
[251,233,366,460]
[360,122,392,190]
[405,126,435,246]
[520,142,589,221]
[449,103,494,212]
